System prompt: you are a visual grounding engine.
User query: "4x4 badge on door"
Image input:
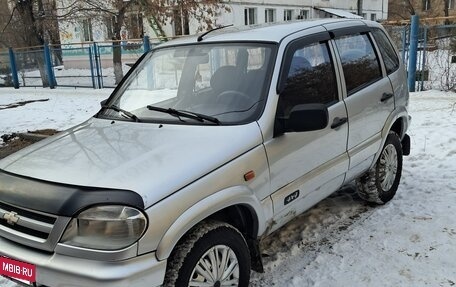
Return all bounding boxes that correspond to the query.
[284,190,300,205]
[3,211,20,225]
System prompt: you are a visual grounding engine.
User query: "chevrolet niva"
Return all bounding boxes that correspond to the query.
[0,18,410,287]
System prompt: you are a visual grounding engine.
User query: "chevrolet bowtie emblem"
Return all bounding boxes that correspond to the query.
[3,211,20,225]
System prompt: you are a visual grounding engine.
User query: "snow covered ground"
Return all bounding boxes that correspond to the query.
[0,88,455,286]
[0,88,111,144]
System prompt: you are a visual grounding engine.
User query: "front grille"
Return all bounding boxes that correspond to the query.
[0,201,56,225]
[0,201,71,252]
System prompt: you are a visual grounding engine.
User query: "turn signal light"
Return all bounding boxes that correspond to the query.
[243,170,255,181]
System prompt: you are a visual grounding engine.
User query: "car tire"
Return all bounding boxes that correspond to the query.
[163,220,251,287]
[356,131,403,204]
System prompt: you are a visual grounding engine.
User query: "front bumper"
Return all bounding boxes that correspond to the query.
[0,237,166,287]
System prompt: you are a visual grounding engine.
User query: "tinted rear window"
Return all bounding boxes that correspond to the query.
[372,29,400,75]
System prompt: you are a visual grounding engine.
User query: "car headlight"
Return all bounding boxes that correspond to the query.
[60,205,147,250]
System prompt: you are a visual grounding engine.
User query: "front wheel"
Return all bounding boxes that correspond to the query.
[356,131,403,204]
[163,221,251,287]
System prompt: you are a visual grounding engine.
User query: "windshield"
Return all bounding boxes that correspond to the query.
[100,42,276,125]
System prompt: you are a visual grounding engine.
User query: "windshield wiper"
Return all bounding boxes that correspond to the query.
[146,105,220,125]
[102,105,141,122]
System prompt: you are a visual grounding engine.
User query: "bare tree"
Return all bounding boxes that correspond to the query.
[1,0,64,87]
[2,0,226,86]
[0,1,20,48]
[388,0,416,20]
[54,0,226,84]
[11,0,50,86]
[84,0,226,84]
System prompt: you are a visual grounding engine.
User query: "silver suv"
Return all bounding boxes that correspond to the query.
[0,19,410,287]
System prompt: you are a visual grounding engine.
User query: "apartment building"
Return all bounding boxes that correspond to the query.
[55,0,389,44]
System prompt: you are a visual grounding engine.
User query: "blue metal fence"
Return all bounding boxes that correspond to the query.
[385,23,429,92]
[3,25,455,92]
[0,36,152,89]
[385,21,456,92]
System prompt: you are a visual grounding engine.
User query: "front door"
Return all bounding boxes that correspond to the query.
[264,34,349,231]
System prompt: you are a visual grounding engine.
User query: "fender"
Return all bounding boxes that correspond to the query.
[370,106,410,168]
[155,185,268,260]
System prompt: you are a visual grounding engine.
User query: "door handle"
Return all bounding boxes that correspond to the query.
[381,92,394,102]
[331,117,347,129]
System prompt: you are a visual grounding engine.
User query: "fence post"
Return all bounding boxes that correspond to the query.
[44,43,56,89]
[408,14,419,92]
[93,42,102,89]
[420,25,427,92]
[88,46,96,89]
[143,36,151,53]
[8,48,19,89]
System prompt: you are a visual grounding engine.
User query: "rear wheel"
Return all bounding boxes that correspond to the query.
[164,221,251,287]
[356,131,403,204]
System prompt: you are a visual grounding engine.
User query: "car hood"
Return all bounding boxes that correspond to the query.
[0,118,263,207]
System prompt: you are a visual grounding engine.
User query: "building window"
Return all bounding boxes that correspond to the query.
[128,13,144,39]
[297,10,309,20]
[362,13,367,19]
[284,9,293,21]
[265,8,276,23]
[82,19,93,42]
[105,16,116,40]
[174,9,190,36]
[244,8,257,25]
[423,0,431,10]
[371,14,377,21]
[449,0,455,9]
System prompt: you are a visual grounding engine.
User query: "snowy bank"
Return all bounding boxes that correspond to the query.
[0,87,112,144]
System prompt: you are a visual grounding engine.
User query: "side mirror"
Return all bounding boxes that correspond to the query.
[100,99,108,107]
[275,104,329,136]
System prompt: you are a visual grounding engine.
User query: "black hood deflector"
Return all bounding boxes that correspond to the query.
[0,169,144,216]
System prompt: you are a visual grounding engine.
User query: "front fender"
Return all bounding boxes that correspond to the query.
[136,144,271,259]
[155,185,267,260]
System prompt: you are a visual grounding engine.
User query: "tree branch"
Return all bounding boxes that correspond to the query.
[407,0,416,15]
[1,5,17,34]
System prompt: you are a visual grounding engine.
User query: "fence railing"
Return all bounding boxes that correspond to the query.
[385,22,456,92]
[2,24,456,92]
[0,36,154,89]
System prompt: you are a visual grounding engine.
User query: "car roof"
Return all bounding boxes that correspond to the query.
[157,18,380,48]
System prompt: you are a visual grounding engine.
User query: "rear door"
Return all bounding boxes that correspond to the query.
[331,29,395,181]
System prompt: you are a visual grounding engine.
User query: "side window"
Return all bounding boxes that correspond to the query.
[279,41,338,116]
[335,34,382,95]
[371,29,400,75]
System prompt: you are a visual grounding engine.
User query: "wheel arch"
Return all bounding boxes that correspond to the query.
[208,204,259,239]
[371,108,409,167]
[390,118,403,138]
[155,186,266,261]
